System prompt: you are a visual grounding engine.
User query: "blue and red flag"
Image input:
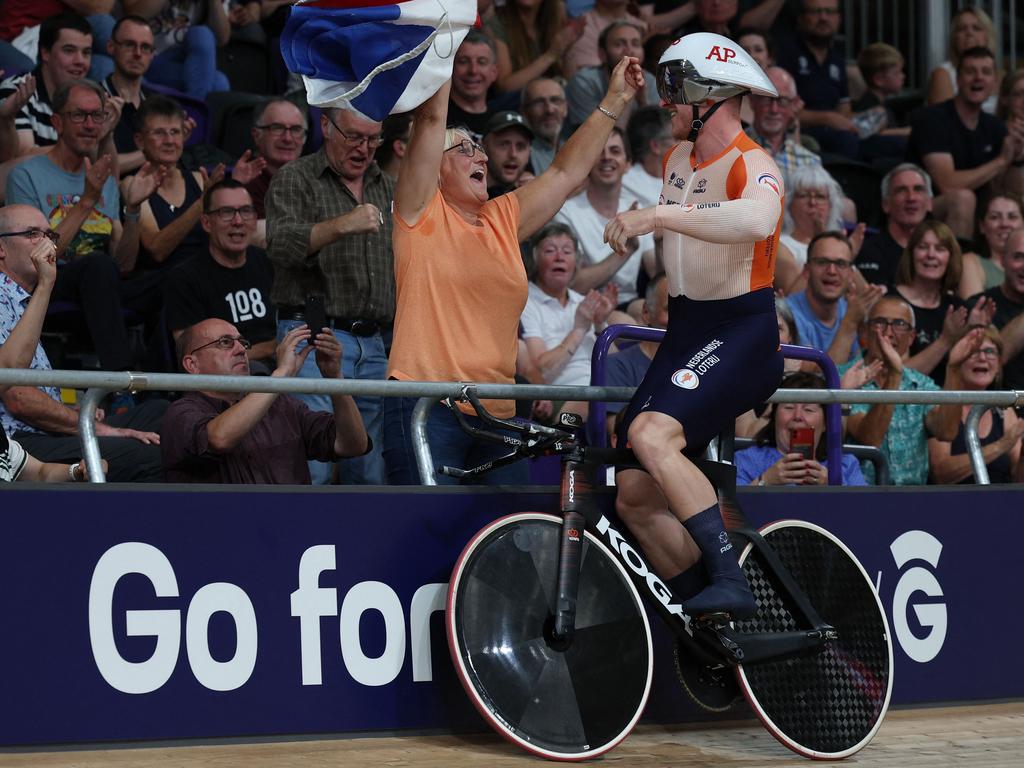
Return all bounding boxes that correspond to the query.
[281,0,478,121]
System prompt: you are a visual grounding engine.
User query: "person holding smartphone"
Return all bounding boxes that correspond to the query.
[735,371,868,487]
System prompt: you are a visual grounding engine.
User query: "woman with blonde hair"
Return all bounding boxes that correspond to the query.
[926,5,1000,113]
[383,57,644,484]
[929,326,1024,484]
[779,165,845,268]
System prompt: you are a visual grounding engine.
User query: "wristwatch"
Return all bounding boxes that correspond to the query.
[123,205,141,222]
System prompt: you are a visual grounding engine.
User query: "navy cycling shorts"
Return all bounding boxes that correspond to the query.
[615,287,784,458]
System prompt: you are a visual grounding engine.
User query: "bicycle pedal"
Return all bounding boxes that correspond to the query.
[694,611,732,628]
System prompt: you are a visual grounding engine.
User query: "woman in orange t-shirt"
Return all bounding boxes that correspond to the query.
[383,57,644,484]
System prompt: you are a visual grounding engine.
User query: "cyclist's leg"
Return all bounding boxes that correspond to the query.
[615,466,703,586]
[615,291,782,618]
[626,412,756,618]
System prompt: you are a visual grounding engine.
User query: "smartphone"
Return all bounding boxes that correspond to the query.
[790,427,814,459]
[305,295,327,336]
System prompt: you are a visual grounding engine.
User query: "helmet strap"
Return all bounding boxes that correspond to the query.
[686,98,730,143]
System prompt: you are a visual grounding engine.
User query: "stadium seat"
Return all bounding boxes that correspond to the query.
[217,39,272,95]
[821,155,884,229]
[206,92,269,159]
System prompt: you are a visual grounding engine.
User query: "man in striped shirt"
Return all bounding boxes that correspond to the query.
[0,14,119,199]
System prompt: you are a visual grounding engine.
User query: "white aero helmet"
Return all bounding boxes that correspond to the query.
[656,32,777,106]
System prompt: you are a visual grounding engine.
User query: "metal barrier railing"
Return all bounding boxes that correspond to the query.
[0,368,1020,486]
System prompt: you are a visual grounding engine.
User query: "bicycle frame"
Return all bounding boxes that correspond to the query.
[558,457,838,671]
[440,389,839,670]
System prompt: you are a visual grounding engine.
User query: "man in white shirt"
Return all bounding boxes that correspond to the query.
[555,127,654,313]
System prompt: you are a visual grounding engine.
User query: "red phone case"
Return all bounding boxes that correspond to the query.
[790,427,814,459]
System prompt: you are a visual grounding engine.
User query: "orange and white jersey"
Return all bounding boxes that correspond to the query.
[656,132,784,300]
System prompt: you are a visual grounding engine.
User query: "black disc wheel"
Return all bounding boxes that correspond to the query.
[735,520,894,759]
[446,513,653,760]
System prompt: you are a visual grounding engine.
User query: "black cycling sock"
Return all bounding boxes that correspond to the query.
[665,562,707,602]
[682,503,756,618]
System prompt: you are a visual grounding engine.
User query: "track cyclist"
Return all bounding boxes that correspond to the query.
[604,33,786,620]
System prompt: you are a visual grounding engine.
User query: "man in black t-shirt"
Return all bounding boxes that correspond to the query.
[447,29,498,138]
[906,47,1024,240]
[100,15,155,176]
[164,180,276,363]
[855,163,934,287]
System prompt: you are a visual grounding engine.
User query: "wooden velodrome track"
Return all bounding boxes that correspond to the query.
[0,702,1021,767]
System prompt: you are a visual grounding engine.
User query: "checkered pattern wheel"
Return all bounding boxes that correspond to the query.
[734,521,893,759]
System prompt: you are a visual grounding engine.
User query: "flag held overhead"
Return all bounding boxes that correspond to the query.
[281,0,478,122]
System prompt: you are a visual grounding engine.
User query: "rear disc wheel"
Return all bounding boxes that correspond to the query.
[734,520,894,759]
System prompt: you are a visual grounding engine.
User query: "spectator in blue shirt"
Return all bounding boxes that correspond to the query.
[736,370,867,486]
[788,230,885,366]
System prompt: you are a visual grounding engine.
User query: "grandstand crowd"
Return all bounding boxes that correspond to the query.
[1,0,1023,487]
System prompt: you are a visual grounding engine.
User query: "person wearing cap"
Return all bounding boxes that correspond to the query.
[383,56,645,485]
[602,33,785,620]
[481,110,533,199]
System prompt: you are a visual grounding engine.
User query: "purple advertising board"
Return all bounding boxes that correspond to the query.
[0,484,1020,746]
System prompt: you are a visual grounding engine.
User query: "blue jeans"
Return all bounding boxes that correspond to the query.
[147,25,229,99]
[277,319,387,485]
[86,14,114,82]
[383,395,529,486]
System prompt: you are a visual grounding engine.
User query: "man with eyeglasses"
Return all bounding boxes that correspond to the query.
[265,104,394,486]
[122,0,230,101]
[128,94,229,277]
[0,202,166,482]
[841,294,969,485]
[787,230,883,366]
[0,13,120,168]
[245,98,307,246]
[161,318,368,484]
[100,15,156,177]
[745,66,822,189]
[775,0,859,160]
[164,179,276,364]
[6,78,160,372]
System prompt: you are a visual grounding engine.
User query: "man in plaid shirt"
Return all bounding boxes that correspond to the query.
[265,106,394,486]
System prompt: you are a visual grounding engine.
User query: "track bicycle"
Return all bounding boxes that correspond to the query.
[442,388,893,761]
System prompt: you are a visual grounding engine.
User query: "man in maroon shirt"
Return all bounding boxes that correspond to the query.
[244,98,307,248]
[160,317,368,483]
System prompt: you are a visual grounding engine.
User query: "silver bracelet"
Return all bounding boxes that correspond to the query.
[596,105,619,121]
[68,462,81,482]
